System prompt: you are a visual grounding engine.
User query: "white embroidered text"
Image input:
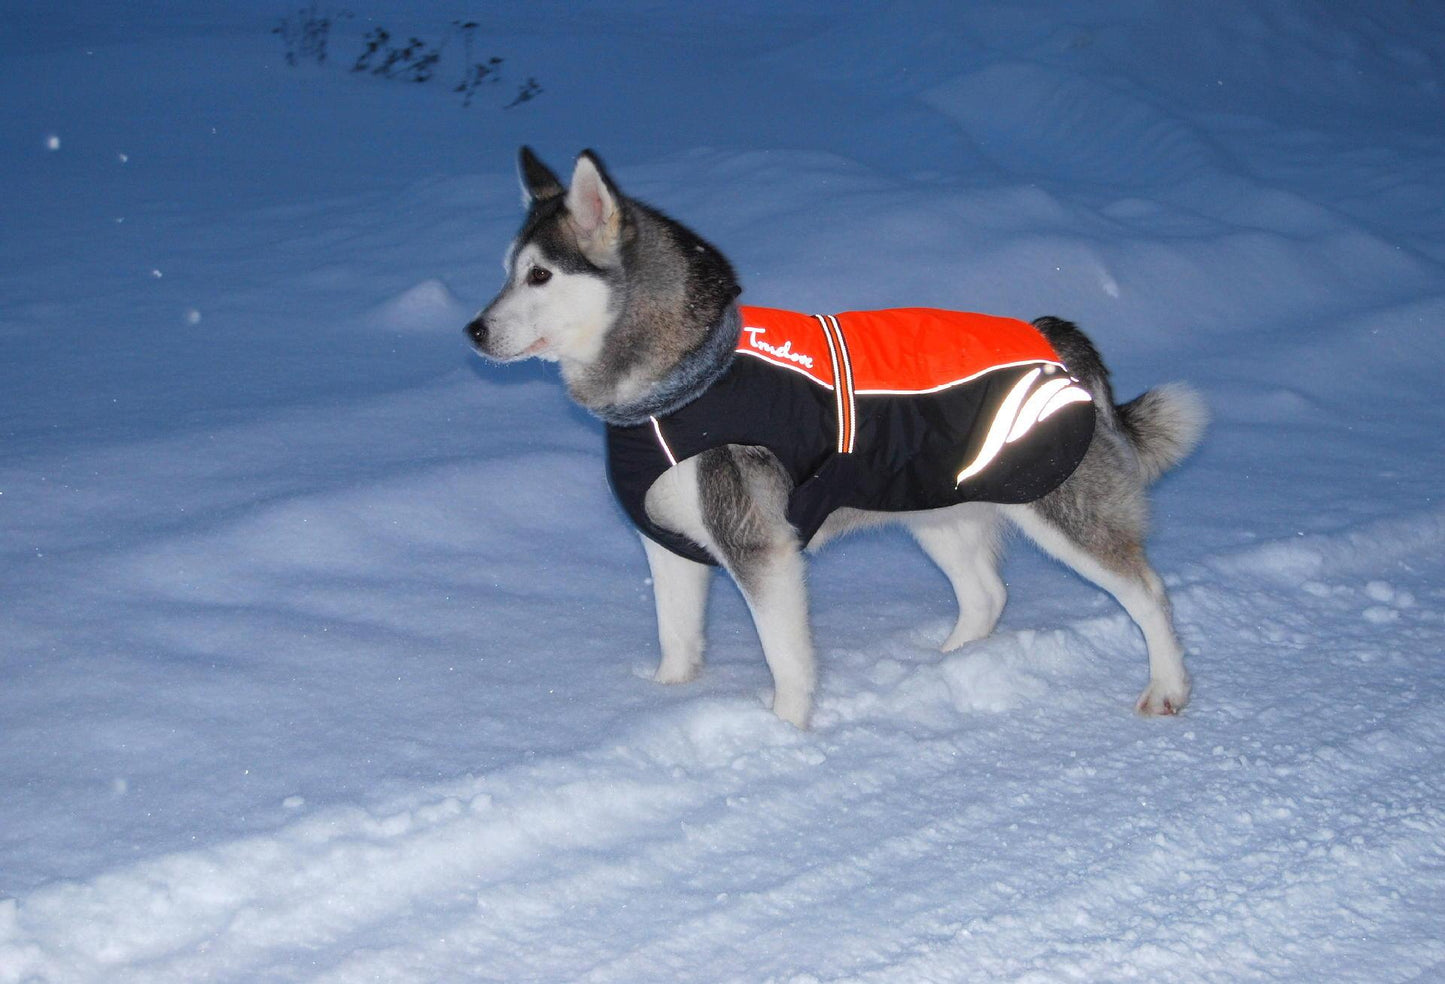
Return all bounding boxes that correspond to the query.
[743,326,814,369]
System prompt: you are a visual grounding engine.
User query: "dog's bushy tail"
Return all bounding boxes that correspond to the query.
[1029,316,1207,484]
[1116,382,1208,484]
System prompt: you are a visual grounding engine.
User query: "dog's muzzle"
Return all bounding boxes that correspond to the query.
[465,315,489,349]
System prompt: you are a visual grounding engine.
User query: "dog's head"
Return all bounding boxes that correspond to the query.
[465,148,625,366]
[466,148,742,423]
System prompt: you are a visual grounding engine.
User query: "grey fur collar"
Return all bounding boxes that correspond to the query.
[593,305,741,427]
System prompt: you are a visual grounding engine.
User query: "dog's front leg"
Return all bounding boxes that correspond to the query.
[641,535,711,683]
[697,447,816,729]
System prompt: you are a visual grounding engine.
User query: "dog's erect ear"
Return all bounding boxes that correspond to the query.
[518,146,564,204]
[565,150,623,265]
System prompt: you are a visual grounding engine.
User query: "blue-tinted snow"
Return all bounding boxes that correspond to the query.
[1,2,1443,980]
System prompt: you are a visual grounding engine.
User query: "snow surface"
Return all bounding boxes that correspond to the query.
[3,1,1444,980]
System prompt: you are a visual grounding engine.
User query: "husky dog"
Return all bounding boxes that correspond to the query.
[468,147,1206,729]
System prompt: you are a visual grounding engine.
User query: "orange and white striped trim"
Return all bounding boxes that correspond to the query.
[814,314,857,454]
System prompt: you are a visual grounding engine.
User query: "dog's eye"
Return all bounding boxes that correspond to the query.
[526,266,552,286]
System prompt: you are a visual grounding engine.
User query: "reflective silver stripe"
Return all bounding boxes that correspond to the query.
[735,348,836,389]
[1038,384,1093,422]
[954,369,1093,485]
[853,359,1068,396]
[650,415,678,467]
[955,368,1041,485]
[1007,376,1077,443]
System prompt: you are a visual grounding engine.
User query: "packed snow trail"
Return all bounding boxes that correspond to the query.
[3,508,1443,982]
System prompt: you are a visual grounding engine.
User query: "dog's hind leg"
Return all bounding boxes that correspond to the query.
[1001,440,1190,715]
[697,446,816,729]
[904,503,1006,651]
[642,536,712,684]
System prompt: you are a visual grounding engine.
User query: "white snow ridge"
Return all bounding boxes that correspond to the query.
[369,278,471,333]
[2,2,1444,982]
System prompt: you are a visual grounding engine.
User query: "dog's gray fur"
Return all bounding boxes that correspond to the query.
[474,148,741,425]
[470,148,1207,728]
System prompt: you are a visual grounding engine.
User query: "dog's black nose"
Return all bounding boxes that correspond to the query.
[465,315,489,347]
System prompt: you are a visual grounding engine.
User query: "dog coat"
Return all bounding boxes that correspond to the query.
[607,306,1097,565]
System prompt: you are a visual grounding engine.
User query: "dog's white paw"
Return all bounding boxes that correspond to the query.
[1136,676,1190,716]
[654,658,701,685]
[939,620,993,653]
[771,690,813,730]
